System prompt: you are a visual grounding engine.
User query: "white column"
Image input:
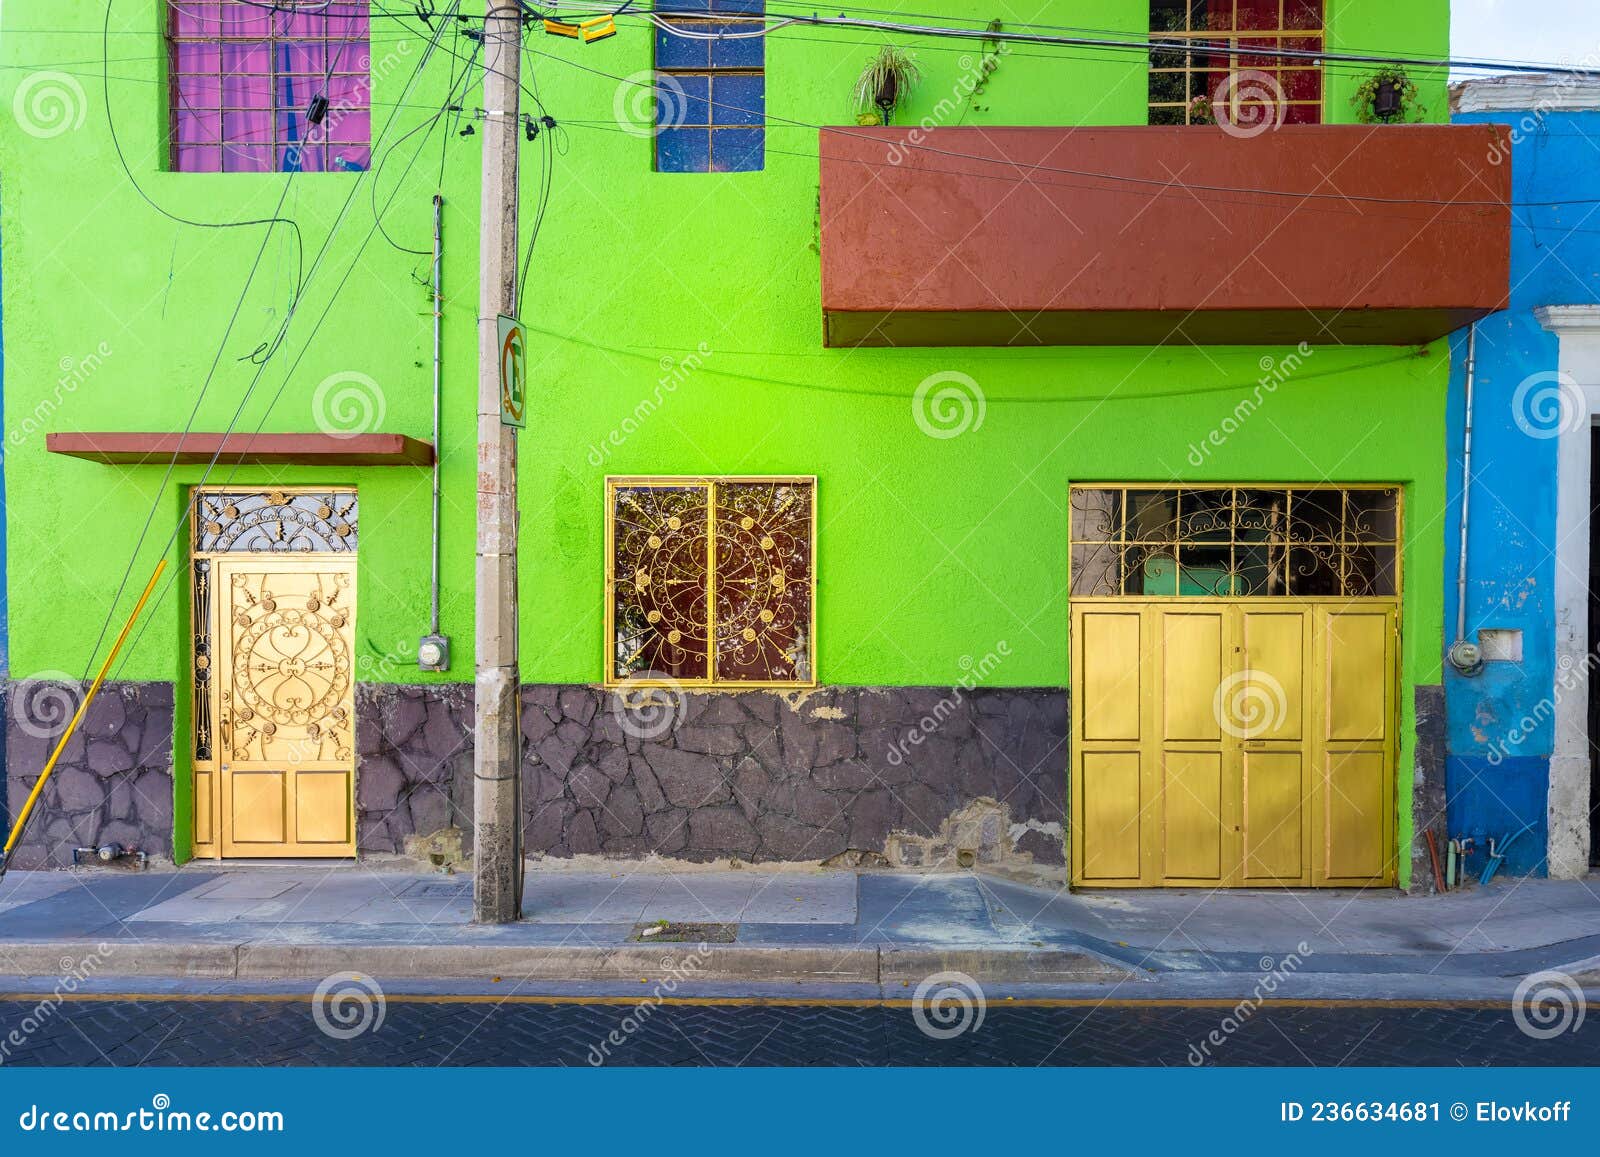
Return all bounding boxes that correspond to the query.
[1534,306,1600,878]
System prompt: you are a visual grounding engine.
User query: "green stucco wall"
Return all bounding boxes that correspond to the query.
[1,0,1451,877]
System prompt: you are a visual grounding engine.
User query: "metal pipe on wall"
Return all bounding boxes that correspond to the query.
[1448,323,1482,673]
[431,193,443,637]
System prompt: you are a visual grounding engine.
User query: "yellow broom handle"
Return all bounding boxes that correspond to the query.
[4,559,168,857]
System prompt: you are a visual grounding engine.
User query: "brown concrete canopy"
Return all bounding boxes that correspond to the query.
[819,124,1512,347]
[45,431,434,466]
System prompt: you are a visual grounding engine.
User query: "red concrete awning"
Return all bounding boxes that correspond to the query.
[819,124,1512,347]
[45,431,434,466]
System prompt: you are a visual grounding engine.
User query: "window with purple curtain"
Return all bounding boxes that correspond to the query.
[168,1,372,173]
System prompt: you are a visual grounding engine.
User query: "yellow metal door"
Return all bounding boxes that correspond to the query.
[1071,599,1394,888]
[214,557,356,857]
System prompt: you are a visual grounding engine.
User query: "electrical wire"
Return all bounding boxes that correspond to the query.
[43,0,1600,81]
[371,30,479,254]
[531,0,1600,78]
[96,4,462,678]
[522,45,1600,211]
[75,0,369,687]
[515,316,1431,403]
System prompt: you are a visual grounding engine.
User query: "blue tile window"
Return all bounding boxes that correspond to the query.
[654,0,765,172]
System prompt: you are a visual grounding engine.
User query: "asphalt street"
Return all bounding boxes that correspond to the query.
[1,995,1594,1067]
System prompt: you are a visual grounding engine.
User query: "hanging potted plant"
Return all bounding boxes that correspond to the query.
[1352,66,1424,124]
[852,45,921,126]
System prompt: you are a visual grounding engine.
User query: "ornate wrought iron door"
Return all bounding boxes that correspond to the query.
[190,488,357,859]
[213,557,357,857]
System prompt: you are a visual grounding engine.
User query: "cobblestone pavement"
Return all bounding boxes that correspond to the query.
[2,999,1597,1066]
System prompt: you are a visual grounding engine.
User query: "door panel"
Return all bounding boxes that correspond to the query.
[216,558,356,858]
[1080,612,1141,741]
[1325,611,1389,742]
[1072,598,1395,888]
[1243,751,1306,882]
[194,769,214,846]
[1079,750,1142,880]
[1162,749,1224,881]
[1322,749,1389,881]
[230,770,286,844]
[1161,611,1224,742]
[1242,611,1305,742]
[297,771,353,844]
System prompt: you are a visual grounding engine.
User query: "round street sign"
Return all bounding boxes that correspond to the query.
[497,314,526,428]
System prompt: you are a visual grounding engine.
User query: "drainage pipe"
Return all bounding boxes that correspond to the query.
[1448,324,1480,671]
[430,193,443,637]
[1480,821,1536,886]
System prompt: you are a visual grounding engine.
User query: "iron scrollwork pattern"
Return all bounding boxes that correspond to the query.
[192,559,214,762]
[1070,486,1399,598]
[611,478,815,685]
[224,569,354,763]
[714,480,813,683]
[194,489,358,553]
[611,484,712,681]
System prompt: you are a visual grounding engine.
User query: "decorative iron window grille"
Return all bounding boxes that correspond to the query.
[653,0,766,172]
[1148,0,1324,127]
[193,489,358,554]
[608,477,814,685]
[192,557,215,762]
[166,0,372,173]
[1070,485,1398,598]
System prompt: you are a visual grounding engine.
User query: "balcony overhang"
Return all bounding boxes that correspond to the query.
[46,431,434,466]
[820,125,1512,347]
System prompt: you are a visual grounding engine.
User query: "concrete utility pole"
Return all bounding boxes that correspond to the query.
[473,0,523,923]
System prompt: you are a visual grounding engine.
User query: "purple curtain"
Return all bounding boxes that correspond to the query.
[170,1,371,173]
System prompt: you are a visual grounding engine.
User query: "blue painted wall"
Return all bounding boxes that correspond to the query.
[1445,104,1600,877]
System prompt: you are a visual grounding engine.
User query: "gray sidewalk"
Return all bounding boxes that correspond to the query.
[0,863,1596,994]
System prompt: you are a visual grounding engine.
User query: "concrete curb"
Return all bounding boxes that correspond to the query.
[879,946,1137,985]
[5,940,239,980]
[0,941,1139,986]
[1550,953,1600,984]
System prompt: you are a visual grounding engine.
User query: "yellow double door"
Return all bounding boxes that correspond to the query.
[1071,600,1396,888]
[194,557,357,858]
